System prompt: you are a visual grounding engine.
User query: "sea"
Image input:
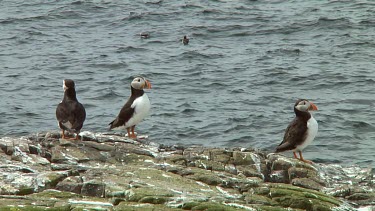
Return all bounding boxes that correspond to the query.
[1,0,374,168]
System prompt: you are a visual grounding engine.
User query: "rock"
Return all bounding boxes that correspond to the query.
[56,176,83,194]
[81,141,115,152]
[36,171,71,190]
[51,146,78,164]
[232,151,257,165]
[81,180,106,197]
[0,137,30,154]
[28,154,50,165]
[291,178,324,191]
[186,170,223,186]
[268,170,289,183]
[0,131,373,211]
[29,144,42,155]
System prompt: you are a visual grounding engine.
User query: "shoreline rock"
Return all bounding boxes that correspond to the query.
[0,131,373,211]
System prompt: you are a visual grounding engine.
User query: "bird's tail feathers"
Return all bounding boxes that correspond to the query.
[275,142,294,153]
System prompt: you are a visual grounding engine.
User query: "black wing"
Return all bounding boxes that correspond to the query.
[275,117,307,152]
[71,102,86,131]
[56,101,86,132]
[109,100,135,130]
[56,102,69,129]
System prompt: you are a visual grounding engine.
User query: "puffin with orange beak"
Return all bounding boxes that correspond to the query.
[109,76,152,139]
[275,99,318,163]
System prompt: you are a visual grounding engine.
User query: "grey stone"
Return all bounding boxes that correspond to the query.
[56,176,83,194]
[81,180,106,197]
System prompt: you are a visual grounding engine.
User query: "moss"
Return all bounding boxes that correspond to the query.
[138,196,169,204]
[187,172,223,186]
[346,193,375,201]
[291,178,323,191]
[125,187,173,202]
[312,205,332,211]
[253,186,271,196]
[0,206,70,211]
[272,194,339,211]
[254,205,303,211]
[273,196,313,210]
[182,202,202,210]
[114,202,180,211]
[244,194,277,206]
[30,190,80,199]
[269,183,341,206]
[16,186,34,196]
[190,202,247,211]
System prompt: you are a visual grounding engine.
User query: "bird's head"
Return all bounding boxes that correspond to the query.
[294,99,318,112]
[131,77,152,90]
[63,79,75,91]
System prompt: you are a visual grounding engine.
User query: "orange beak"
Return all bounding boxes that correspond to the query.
[309,102,318,111]
[144,79,152,89]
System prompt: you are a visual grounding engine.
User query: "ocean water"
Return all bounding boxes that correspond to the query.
[1,0,374,167]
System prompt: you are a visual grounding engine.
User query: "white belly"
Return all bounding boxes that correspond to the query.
[295,116,318,152]
[125,94,151,128]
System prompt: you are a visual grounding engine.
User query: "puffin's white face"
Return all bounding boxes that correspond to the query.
[295,100,318,112]
[131,77,152,90]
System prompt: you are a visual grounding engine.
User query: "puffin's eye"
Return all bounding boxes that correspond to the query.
[138,79,141,82]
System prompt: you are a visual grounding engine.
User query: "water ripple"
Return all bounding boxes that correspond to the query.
[0,0,374,167]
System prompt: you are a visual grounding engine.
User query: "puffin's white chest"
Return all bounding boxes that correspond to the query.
[125,94,151,127]
[295,116,318,151]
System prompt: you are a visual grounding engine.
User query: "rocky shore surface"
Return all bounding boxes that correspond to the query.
[0,131,374,211]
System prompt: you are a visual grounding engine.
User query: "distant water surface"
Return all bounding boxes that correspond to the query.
[1,0,375,167]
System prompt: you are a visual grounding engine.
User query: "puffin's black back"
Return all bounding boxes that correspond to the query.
[275,99,311,152]
[56,79,86,132]
[109,86,144,129]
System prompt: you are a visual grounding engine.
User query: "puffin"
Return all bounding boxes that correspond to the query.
[56,79,86,140]
[181,35,189,45]
[109,76,152,139]
[140,32,150,39]
[275,99,318,163]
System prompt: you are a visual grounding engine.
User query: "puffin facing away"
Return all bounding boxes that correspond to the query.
[275,99,318,163]
[181,35,189,45]
[109,76,152,139]
[56,79,86,140]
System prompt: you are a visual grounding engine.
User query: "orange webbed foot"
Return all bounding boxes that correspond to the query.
[300,158,313,164]
[128,134,137,140]
[298,151,313,164]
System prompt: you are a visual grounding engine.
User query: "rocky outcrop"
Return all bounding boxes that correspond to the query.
[0,131,373,211]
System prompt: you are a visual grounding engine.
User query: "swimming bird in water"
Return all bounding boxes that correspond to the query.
[140,32,150,39]
[109,76,152,139]
[275,99,318,164]
[56,79,86,140]
[181,35,189,45]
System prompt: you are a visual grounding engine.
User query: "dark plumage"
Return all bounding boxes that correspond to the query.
[108,88,144,129]
[109,77,151,139]
[181,35,189,45]
[56,79,86,140]
[140,32,150,39]
[275,99,318,163]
